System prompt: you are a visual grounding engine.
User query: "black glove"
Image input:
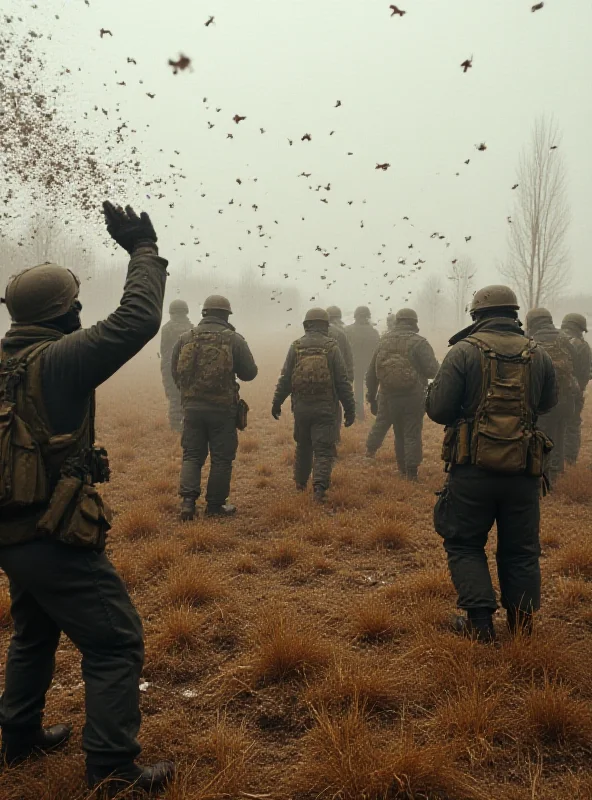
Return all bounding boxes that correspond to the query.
[369,399,378,416]
[272,405,282,420]
[344,414,355,428]
[103,201,157,253]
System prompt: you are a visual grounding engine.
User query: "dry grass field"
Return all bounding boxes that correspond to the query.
[2,351,592,799]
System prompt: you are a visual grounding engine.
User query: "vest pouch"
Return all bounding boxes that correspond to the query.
[526,430,554,478]
[37,476,82,536]
[441,426,457,464]
[472,429,529,473]
[236,398,249,431]
[8,412,49,507]
[56,485,113,550]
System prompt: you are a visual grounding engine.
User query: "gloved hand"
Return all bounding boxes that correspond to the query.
[103,201,157,253]
[344,414,355,428]
[272,405,282,420]
[369,399,378,417]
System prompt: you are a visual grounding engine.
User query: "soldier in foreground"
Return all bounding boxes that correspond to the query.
[526,308,577,484]
[561,313,591,465]
[366,308,439,479]
[345,305,379,421]
[0,203,173,796]
[160,299,193,432]
[172,295,257,520]
[271,308,355,502]
[427,286,557,642]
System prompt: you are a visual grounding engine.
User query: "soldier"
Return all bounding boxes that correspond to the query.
[0,203,174,795]
[426,286,557,642]
[525,308,577,484]
[366,308,439,479]
[160,299,193,432]
[345,305,379,421]
[327,306,354,441]
[561,313,591,465]
[271,308,355,502]
[172,295,257,520]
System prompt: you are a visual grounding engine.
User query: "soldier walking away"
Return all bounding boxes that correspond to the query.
[561,313,591,465]
[526,308,577,484]
[0,203,174,796]
[426,286,557,642]
[327,306,354,441]
[160,299,193,432]
[271,308,355,502]
[172,295,257,520]
[345,305,379,421]
[366,308,439,480]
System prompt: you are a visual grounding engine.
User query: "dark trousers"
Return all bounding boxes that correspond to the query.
[565,393,584,465]
[164,383,183,433]
[353,370,366,421]
[0,540,144,766]
[366,393,424,472]
[293,409,338,490]
[180,408,238,508]
[434,465,541,613]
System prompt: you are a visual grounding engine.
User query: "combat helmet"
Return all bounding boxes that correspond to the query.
[386,313,396,330]
[562,312,587,333]
[304,307,329,324]
[470,285,519,316]
[326,305,342,321]
[3,263,80,324]
[354,305,371,320]
[202,295,232,314]
[169,299,189,315]
[395,308,418,323]
[525,308,553,330]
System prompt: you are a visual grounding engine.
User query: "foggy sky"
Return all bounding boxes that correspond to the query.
[5,0,592,323]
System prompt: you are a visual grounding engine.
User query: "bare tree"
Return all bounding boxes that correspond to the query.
[501,114,570,310]
[417,274,447,332]
[448,256,475,326]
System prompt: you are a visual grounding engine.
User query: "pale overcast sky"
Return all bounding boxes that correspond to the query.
[4,0,591,320]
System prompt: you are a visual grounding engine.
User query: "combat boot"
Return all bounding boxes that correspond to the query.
[205,503,236,517]
[87,760,175,798]
[507,608,534,636]
[365,450,376,460]
[180,498,196,522]
[452,609,495,643]
[405,467,418,482]
[1,723,71,766]
[296,483,307,492]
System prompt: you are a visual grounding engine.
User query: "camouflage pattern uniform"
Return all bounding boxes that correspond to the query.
[526,309,577,482]
[345,307,379,421]
[172,297,257,516]
[160,300,192,432]
[272,309,355,499]
[0,205,169,783]
[561,314,591,465]
[427,286,557,641]
[365,310,439,478]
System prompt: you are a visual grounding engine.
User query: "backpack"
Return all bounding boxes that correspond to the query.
[292,342,334,397]
[176,329,236,406]
[0,342,53,511]
[375,334,420,392]
[542,334,575,399]
[465,333,544,474]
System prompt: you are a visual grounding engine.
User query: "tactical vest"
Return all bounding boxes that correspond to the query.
[441,332,552,476]
[375,333,420,393]
[176,328,236,406]
[292,341,334,398]
[0,336,111,547]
